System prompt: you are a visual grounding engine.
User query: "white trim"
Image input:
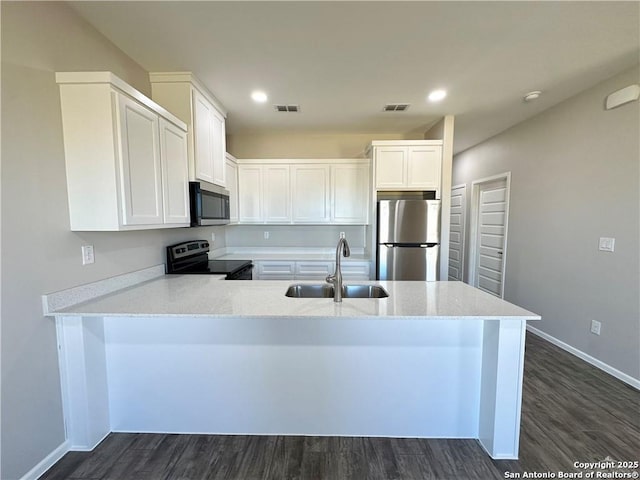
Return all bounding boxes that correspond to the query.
[18,440,70,480]
[468,172,511,298]
[55,71,187,130]
[527,325,640,390]
[235,158,370,165]
[149,71,227,116]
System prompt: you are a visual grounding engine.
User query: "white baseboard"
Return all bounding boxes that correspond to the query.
[527,325,640,390]
[19,440,70,480]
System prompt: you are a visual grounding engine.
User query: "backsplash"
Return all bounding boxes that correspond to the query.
[225,225,367,249]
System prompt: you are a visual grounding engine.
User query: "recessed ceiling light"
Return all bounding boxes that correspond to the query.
[427,89,447,102]
[251,90,268,103]
[523,91,542,102]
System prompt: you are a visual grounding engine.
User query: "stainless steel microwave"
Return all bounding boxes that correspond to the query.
[189,182,230,226]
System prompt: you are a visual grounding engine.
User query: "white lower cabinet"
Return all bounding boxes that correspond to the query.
[57,72,190,231]
[253,260,371,281]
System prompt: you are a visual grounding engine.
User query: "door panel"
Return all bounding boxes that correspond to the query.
[117,94,163,225]
[474,179,508,297]
[448,185,466,281]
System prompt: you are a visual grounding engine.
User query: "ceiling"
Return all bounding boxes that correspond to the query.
[69,1,639,153]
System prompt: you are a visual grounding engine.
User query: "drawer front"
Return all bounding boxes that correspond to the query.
[295,261,333,276]
[257,261,295,275]
[341,262,371,280]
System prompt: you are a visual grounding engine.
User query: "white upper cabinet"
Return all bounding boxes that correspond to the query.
[263,165,291,222]
[225,153,239,224]
[291,164,331,223]
[238,164,291,223]
[238,165,263,222]
[56,72,189,231]
[117,94,163,225]
[150,72,227,188]
[372,141,443,195]
[406,144,442,190]
[374,146,406,189]
[331,163,369,224]
[237,159,369,225]
[159,119,190,225]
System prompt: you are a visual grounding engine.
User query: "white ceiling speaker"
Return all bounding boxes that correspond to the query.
[605,84,640,110]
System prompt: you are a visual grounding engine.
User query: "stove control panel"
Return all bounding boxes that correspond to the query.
[168,240,209,260]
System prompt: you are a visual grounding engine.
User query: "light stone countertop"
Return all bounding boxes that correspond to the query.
[47,276,541,321]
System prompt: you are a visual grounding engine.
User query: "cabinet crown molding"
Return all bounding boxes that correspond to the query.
[56,71,186,131]
[236,158,370,165]
[149,71,227,117]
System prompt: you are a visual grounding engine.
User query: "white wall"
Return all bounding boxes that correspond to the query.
[0,3,225,478]
[453,66,640,381]
[226,225,366,249]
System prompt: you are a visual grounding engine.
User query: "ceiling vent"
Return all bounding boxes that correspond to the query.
[274,104,300,112]
[383,103,410,112]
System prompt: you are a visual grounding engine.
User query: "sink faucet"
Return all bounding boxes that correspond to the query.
[326,234,351,302]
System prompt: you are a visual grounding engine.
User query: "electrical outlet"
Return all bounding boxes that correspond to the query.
[599,237,615,252]
[339,231,345,239]
[590,319,601,336]
[81,245,94,265]
[264,231,270,240]
[211,232,216,244]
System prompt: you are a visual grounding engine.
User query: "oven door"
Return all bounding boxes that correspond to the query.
[190,182,230,226]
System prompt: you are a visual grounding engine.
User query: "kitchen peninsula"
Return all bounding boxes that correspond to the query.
[44,271,540,460]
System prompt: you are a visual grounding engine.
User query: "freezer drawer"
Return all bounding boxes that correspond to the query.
[377,244,439,281]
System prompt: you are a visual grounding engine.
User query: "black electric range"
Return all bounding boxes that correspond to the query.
[166,240,253,280]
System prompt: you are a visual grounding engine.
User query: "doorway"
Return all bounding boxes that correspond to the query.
[448,184,466,281]
[469,173,511,298]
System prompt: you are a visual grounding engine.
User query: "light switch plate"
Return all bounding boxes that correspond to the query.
[598,237,615,252]
[81,245,95,265]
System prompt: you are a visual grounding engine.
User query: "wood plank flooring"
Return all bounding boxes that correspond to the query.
[40,334,640,480]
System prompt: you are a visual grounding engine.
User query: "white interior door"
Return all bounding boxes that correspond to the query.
[470,174,510,298]
[448,184,466,281]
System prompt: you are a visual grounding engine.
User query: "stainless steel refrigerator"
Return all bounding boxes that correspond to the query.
[376,199,441,281]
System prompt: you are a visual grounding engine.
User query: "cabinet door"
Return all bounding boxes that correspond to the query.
[159,119,190,225]
[192,89,215,184]
[291,165,330,223]
[225,157,239,223]
[407,145,442,190]
[117,94,163,225]
[211,108,226,187]
[332,163,369,224]
[238,165,263,222]
[263,165,291,223]
[375,147,407,189]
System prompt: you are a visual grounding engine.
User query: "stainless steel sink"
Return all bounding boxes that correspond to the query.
[285,283,389,299]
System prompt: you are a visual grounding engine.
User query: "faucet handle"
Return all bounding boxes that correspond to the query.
[326,274,336,284]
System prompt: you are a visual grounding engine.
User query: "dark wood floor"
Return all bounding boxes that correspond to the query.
[41,334,640,480]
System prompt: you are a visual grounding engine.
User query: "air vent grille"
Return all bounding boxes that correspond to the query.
[274,104,300,112]
[383,103,410,112]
